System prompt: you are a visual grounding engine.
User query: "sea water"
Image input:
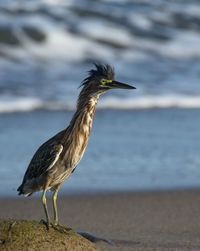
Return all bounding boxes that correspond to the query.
[0,109,199,196]
[0,0,200,112]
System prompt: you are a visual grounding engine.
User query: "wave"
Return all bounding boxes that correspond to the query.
[0,96,44,113]
[0,95,200,113]
[1,1,200,62]
[1,22,200,62]
[99,95,200,109]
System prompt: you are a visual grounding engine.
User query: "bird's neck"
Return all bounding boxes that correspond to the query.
[66,90,100,142]
[61,91,100,165]
[72,94,99,129]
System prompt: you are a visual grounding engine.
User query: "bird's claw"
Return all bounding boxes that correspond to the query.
[40,219,51,230]
[52,224,72,234]
[39,220,72,234]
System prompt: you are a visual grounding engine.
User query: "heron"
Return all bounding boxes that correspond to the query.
[17,64,136,229]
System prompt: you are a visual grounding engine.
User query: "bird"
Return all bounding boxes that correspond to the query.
[17,63,136,229]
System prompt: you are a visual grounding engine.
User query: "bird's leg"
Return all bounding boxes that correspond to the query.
[52,189,59,226]
[41,189,50,229]
[51,188,72,233]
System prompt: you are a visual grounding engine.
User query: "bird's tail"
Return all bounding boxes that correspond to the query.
[17,184,32,197]
[17,184,23,195]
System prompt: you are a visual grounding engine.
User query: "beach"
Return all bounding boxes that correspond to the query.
[1,0,200,250]
[1,190,200,250]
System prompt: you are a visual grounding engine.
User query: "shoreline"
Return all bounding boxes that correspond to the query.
[2,185,200,198]
[1,189,200,250]
[2,185,200,197]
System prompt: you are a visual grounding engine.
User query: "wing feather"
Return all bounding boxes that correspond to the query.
[23,143,63,182]
[46,145,63,171]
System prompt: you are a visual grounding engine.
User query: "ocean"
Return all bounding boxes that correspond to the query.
[1,109,200,196]
[0,0,200,196]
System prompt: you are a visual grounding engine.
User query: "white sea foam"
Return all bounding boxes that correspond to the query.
[15,27,200,61]
[1,0,200,62]
[0,96,44,113]
[159,31,200,59]
[77,20,133,48]
[0,95,200,113]
[1,6,200,63]
[98,95,200,109]
[10,18,114,62]
[127,30,200,59]
[41,0,73,6]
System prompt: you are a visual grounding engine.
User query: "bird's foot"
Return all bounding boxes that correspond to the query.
[40,220,72,234]
[40,219,51,230]
[52,224,73,234]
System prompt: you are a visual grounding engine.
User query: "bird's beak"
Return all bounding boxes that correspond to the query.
[110,80,136,90]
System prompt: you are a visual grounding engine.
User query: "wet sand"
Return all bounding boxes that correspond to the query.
[1,190,200,250]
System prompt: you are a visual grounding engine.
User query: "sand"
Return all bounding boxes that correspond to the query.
[1,190,200,250]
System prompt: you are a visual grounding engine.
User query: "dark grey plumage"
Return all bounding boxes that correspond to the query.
[17,63,136,228]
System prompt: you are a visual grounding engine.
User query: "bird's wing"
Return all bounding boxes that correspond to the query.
[23,143,63,181]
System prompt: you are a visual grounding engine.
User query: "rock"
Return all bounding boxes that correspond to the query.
[0,219,99,251]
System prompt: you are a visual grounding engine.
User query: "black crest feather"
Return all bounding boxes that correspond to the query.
[80,63,115,88]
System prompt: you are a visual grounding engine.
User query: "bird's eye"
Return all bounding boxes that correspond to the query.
[101,79,107,85]
[100,79,112,86]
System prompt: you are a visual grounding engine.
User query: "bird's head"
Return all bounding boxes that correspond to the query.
[80,64,136,95]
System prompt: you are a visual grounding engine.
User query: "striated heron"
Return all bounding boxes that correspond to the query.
[17,64,136,228]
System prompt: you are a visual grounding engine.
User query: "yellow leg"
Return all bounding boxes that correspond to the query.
[42,190,50,228]
[52,189,59,226]
[52,189,72,233]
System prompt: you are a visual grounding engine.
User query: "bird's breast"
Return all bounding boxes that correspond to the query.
[70,132,89,168]
[62,129,90,172]
[63,105,95,170]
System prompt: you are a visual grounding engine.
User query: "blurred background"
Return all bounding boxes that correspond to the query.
[0,0,200,196]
